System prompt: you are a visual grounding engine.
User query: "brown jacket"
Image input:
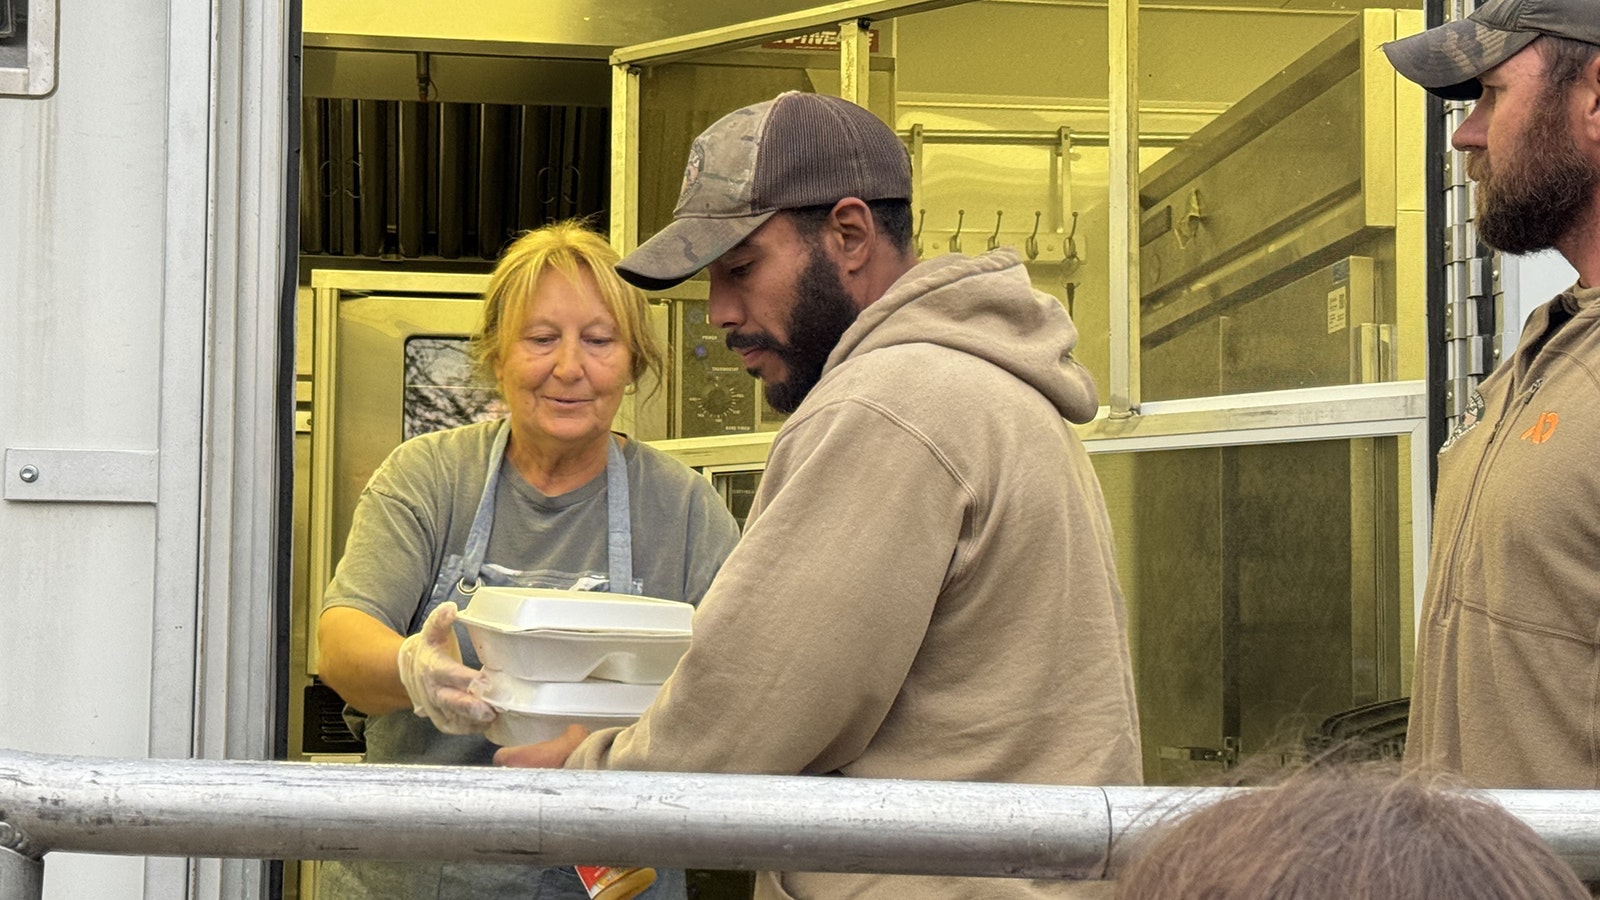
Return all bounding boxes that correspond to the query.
[1407,284,1600,787]
[569,251,1142,897]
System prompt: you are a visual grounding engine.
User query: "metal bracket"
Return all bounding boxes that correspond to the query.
[0,821,41,860]
[0,819,44,900]
[0,841,44,900]
[3,448,159,504]
[1157,736,1241,768]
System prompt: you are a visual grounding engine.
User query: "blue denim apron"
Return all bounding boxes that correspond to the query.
[406,420,636,664]
[320,421,686,900]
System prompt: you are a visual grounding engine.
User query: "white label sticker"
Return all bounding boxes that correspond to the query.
[1327,286,1349,334]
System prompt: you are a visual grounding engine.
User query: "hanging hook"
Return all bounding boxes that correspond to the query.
[318,158,336,199]
[949,209,965,255]
[1024,211,1042,261]
[913,208,926,257]
[344,157,363,200]
[536,166,559,205]
[987,210,1004,252]
[563,164,583,208]
[1062,211,1082,280]
[1174,189,1205,250]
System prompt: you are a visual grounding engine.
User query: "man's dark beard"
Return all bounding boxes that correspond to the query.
[1473,82,1599,254]
[725,245,859,414]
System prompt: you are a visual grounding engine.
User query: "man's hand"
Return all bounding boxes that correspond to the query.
[493,724,591,768]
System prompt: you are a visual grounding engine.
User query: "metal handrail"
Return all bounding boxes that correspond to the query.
[4,749,1600,898]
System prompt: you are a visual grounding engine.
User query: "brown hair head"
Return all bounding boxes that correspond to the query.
[1114,768,1589,900]
[1536,34,1600,92]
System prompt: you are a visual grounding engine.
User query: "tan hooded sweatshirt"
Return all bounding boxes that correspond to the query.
[569,250,1142,898]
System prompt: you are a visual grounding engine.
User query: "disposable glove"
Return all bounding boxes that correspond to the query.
[396,601,497,734]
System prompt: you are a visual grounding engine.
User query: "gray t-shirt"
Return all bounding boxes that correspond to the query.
[323,419,741,766]
[317,421,739,900]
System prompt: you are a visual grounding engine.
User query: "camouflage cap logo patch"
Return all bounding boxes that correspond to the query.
[678,139,706,206]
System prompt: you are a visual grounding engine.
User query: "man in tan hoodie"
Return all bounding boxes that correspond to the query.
[492,91,1142,897]
[1383,0,1600,787]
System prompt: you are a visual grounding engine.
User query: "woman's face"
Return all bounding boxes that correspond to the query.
[495,266,632,455]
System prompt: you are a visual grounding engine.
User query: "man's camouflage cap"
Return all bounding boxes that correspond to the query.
[1382,0,1600,100]
[616,91,912,291]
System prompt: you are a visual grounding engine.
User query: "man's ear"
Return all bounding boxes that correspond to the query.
[1579,53,1600,147]
[827,198,876,275]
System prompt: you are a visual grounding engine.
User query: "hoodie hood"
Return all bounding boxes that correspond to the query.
[825,249,1099,423]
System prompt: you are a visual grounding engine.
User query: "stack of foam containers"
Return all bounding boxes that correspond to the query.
[456,586,695,746]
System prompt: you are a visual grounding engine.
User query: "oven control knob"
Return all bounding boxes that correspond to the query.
[701,384,733,416]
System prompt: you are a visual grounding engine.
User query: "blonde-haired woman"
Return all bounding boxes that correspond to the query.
[316,222,738,899]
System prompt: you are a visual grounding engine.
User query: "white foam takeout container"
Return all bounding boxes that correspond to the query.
[457,587,694,684]
[479,676,661,747]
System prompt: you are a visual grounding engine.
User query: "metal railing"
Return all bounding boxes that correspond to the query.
[5,748,1600,898]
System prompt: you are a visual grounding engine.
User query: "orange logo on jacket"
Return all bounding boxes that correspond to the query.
[1520,411,1559,444]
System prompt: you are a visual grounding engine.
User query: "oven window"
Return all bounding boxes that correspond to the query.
[710,471,763,530]
[403,336,504,440]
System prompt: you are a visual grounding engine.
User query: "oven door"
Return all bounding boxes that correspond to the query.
[298,270,495,758]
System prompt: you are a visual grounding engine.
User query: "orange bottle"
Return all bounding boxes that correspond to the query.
[574,865,658,900]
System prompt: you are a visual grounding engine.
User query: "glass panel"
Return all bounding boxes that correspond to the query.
[895,3,1109,380]
[1128,6,1426,402]
[895,3,1426,404]
[401,336,503,440]
[710,471,764,531]
[1092,436,1413,785]
[641,1,1426,792]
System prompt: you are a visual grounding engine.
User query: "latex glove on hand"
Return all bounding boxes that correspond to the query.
[397,601,498,734]
[493,724,591,768]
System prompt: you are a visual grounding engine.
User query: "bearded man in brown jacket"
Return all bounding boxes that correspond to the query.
[1384,0,1600,787]
[493,91,1142,898]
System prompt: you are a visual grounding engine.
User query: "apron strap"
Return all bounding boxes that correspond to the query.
[450,420,511,596]
[407,420,508,635]
[605,435,634,594]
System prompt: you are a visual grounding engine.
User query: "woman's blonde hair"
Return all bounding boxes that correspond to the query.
[1115,767,1590,900]
[469,221,666,396]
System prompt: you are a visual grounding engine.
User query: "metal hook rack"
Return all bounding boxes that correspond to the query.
[900,123,1100,265]
[916,205,1085,265]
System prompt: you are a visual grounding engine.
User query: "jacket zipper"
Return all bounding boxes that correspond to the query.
[1434,377,1544,621]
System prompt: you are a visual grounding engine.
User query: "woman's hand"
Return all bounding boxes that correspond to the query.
[397,601,498,734]
[493,724,591,768]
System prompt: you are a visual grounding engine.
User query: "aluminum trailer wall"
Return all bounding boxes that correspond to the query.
[0,0,291,897]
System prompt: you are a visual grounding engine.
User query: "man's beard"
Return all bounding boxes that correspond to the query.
[1471,84,1599,255]
[725,245,859,414]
